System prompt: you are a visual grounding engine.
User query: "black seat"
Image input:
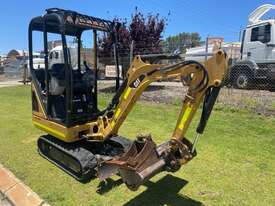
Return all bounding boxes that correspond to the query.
[51,63,65,80]
[50,64,91,94]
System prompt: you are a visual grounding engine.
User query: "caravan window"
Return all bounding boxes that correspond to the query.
[251,24,271,43]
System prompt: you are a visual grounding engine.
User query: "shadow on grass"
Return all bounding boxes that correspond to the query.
[96,178,124,194]
[124,174,203,206]
[95,174,202,205]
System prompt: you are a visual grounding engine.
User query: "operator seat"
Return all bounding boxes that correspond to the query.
[49,63,66,121]
[49,63,66,95]
[48,63,96,123]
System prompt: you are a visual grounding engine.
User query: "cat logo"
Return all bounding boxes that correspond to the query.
[130,75,145,88]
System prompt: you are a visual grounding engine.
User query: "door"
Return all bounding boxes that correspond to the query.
[244,24,271,61]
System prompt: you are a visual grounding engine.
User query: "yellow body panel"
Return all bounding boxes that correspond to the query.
[33,120,66,140]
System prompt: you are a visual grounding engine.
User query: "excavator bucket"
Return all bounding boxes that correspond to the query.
[98,135,196,191]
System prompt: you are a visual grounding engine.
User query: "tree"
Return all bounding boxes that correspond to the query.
[98,8,167,58]
[98,18,130,57]
[130,9,166,55]
[162,32,201,54]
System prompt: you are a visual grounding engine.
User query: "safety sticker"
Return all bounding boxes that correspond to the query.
[178,105,193,130]
[124,87,132,100]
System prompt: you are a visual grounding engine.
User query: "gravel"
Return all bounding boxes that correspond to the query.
[98,81,275,117]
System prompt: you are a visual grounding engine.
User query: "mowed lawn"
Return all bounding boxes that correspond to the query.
[0,86,275,206]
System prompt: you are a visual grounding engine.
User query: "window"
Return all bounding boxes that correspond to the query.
[54,52,59,59]
[251,24,271,43]
[240,29,246,58]
[49,52,59,59]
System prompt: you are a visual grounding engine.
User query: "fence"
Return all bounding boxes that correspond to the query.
[0,58,29,84]
[0,42,274,117]
[98,42,275,117]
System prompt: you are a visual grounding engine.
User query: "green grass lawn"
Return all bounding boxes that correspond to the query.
[0,86,275,206]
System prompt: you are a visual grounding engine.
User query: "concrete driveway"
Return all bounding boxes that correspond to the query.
[0,80,22,88]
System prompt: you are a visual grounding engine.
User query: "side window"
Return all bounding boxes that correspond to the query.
[240,29,246,57]
[49,52,53,60]
[54,52,59,59]
[251,24,271,43]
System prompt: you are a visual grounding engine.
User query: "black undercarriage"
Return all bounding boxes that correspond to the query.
[38,135,132,182]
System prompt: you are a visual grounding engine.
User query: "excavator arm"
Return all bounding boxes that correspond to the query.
[103,51,227,138]
[98,50,228,190]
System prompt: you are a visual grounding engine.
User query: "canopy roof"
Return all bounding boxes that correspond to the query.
[29,8,115,36]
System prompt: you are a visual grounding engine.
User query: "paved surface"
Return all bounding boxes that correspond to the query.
[0,164,49,206]
[0,80,22,88]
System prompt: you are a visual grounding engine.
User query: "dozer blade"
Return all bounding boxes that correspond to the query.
[38,135,132,182]
[98,135,196,191]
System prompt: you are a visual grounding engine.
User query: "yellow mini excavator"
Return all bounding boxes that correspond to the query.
[29,8,228,191]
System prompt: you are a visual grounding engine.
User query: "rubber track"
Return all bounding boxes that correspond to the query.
[38,135,132,182]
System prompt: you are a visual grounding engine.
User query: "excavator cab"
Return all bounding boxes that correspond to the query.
[29,8,120,127]
[29,8,132,182]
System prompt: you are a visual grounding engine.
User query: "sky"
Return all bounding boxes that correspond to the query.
[1,0,275,54]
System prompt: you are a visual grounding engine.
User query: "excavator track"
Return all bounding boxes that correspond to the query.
[38,135,132,182]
